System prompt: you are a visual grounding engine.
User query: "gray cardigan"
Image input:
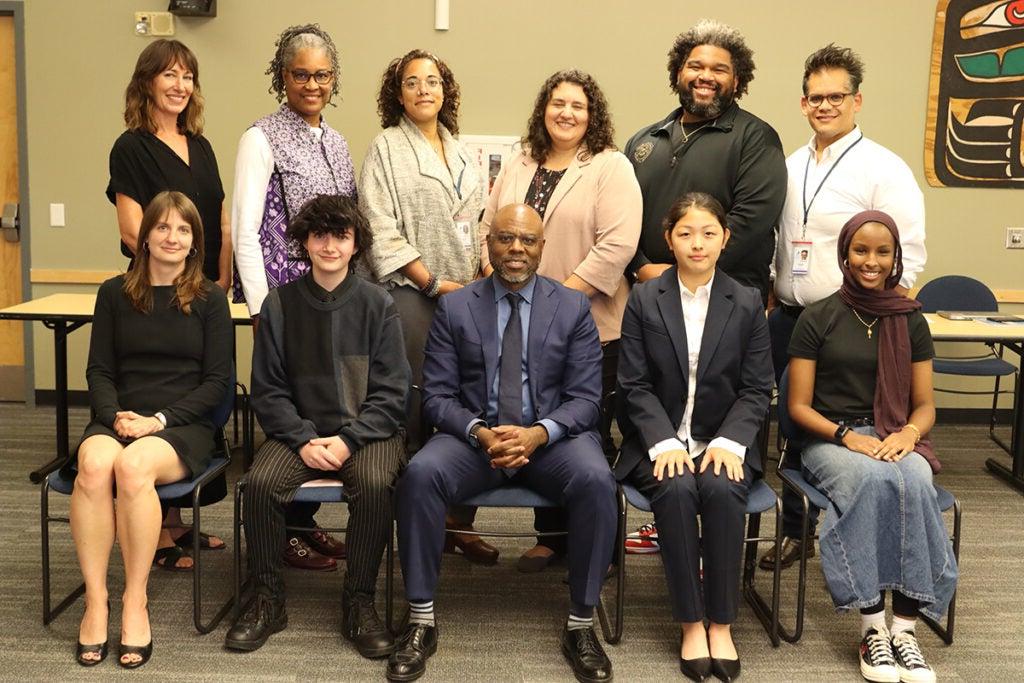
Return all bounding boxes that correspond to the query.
[358,115,483,289]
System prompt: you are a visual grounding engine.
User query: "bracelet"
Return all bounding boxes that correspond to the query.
[903,423,921,443]
[421,275,441,299]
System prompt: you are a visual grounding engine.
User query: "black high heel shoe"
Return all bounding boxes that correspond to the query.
[118,604,153,669]
[76,600,110,666]
[679,630,711,682]
[710,656,741,682]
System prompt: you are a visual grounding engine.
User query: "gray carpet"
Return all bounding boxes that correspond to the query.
[1,402,1022,681]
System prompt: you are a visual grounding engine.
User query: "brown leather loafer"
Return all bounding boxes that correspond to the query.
[443,527,499,565]
[282,535,337,572]
[758,536,814,571]
[303,527,347,560]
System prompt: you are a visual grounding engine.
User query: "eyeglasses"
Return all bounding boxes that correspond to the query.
[289,70,334,85]
[401,76,443,91]
[490,233,541,248]
[806,92,854,107]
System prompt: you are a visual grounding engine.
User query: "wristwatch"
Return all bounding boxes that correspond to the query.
[833,424,850,444]
[468,423,485,449]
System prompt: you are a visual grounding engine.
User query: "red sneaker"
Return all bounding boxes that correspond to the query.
[624,523,659,554]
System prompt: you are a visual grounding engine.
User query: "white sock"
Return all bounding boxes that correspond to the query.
[861,611,886,637]
[891,615,916,635]
[567,613,593,631]
[409,600,435,626]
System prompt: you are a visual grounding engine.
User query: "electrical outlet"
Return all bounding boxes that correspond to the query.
[1007,227,1024,249]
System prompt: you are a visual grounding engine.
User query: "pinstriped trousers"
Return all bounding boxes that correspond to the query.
[243,434,406,597]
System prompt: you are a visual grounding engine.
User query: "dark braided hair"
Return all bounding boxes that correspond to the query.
[266,24,341,104]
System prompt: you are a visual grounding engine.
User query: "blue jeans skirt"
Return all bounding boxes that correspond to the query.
[801,427,958,621]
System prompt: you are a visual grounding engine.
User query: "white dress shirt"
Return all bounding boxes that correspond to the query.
[231,125,325,315]
[773,126,926,307]
[647,273,746,462]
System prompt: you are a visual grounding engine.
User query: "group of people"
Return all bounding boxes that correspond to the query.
[62,15,958,683]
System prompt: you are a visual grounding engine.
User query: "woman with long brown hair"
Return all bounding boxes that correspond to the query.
[70,191,232,668]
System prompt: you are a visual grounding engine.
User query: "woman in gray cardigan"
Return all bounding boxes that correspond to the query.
[359,49,495,564]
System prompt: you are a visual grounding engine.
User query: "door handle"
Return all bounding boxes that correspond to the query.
[1,203,19,243]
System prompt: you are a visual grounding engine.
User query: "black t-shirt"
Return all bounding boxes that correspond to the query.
[788,292,934,420]
[106,130,226,281]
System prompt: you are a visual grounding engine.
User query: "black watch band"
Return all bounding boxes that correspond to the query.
[834,424,850,444]
[468,423,485,449]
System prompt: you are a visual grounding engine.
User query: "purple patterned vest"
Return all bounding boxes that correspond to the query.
[232,104,356,303]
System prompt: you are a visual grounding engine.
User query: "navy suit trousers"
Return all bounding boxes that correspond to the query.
[397,431,617,608]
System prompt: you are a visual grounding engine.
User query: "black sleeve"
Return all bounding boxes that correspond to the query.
[197,135,226,202]
[106,133,150,206]
[908,311,935,362]
[85,278,124,427]
[623,131,652,275]
[339,294,411,453]
[161,284,233,426]
[715,123,787,276]
[788,306,824,360]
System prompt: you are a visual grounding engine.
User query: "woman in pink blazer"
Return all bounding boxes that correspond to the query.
[480,69,642,571]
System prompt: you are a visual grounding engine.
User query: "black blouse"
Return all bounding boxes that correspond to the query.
[524,166,567,219]
[106,130,226,281]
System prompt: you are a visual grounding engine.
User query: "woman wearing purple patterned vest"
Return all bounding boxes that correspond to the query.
[231,23,354,573]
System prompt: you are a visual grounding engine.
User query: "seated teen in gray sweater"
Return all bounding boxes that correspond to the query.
[225,195,410,657]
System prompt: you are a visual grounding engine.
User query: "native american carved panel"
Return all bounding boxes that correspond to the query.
[925,0,1024,188]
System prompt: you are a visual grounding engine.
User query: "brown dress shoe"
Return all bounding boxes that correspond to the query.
[303,527,347,559]
[282,535,337,571]
[758,536,814,571]
[443,526,499,565]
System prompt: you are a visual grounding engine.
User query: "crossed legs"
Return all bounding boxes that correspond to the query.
[70,434,188,665]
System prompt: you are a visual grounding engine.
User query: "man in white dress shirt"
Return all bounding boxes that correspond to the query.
[760,44,927,571]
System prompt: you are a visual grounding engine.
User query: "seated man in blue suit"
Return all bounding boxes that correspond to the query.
[389,204,617,683]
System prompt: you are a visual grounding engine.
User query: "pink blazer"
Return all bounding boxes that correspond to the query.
[480,148,642,342]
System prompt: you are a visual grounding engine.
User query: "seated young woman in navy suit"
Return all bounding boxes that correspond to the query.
[616,192,773,682]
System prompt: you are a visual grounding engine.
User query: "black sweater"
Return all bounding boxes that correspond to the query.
[251,272,410,454]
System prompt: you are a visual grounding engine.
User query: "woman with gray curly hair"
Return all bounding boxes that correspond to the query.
[230,23,354,574]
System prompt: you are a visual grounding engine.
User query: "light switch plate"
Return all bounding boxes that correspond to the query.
[49,203,65,227]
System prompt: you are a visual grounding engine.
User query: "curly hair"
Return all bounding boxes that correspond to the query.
[285,194,372,266]
[522,69,616,164]
[802,43,865,95]
[123,39,204,135]
[123,191,208,314]
[266,24,341,104]
[376,50,461,134]
[667,19,755,99]
[662,191,728,233]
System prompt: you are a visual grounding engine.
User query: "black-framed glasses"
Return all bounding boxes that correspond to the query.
[289,70,334,85]
[806,92,854,107]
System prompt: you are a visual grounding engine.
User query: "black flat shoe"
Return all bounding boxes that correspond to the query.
[386,623,438,682]
[76,640,108,667]
[118,641,153,669]
[560,625,613,683]
[711,656,741,682]
[680,656,711,681]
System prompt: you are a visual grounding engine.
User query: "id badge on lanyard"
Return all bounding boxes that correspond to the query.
[791,239,812,275]
[455,214,476,256]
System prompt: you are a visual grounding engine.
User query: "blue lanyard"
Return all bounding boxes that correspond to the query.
[453,164,465,201]
[801,133,864,230]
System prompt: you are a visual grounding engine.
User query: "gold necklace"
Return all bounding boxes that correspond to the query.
[679,117,715,144]
[852,308,879,339]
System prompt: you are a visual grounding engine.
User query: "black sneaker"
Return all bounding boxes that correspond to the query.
[890,630,936,682]
[224,592,287,652]
[859,625,898,682]
[342,589,395,659]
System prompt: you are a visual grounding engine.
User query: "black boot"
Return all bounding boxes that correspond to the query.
[224,592,287,652]
[342,588,395,659]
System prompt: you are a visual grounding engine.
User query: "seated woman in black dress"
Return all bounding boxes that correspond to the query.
[70,191,232,668]
[615,192,773,682]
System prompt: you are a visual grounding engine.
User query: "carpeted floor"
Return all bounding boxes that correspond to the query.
[0,402,1022,681]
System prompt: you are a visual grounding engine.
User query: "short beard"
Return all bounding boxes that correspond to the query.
[494,262,537,286]
[677,83,733,120]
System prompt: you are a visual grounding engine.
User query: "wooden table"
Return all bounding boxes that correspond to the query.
[0,293,251,483]
[925,314,1024,491]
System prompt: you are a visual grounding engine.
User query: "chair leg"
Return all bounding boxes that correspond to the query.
[776,485,812,644]
[989,370,1015,456]
[920,497,961,645]
[40,479,84,625]
[741,499,782,647]
[386,514,395,633]
[191,477,234,634]
[232,478,248,624]
[597,485,626,645]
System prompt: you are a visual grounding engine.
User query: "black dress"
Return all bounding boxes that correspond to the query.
[77,276,233,478]
[106,130,226,281]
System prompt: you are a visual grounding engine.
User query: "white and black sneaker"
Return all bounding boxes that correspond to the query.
[859,625,899,682]
[891,630,936,682]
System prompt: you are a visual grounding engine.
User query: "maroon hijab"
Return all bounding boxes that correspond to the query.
[837,210,938,472]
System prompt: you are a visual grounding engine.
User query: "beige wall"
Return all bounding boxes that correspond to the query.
[21,0,1023,407]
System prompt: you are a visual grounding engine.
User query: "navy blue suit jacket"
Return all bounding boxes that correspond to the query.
[422,275,603,440]
[615,267,773,478]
